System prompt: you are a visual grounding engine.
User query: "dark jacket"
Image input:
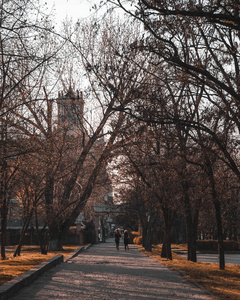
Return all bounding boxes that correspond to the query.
[115,231,121,243]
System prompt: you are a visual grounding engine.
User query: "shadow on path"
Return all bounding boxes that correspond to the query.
[12,239,216,300]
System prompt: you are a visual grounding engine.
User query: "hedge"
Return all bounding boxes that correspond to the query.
[196,240,240,251]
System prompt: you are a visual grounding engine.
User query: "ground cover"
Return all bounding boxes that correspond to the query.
[0,245,79,286]
[143,245,240,300]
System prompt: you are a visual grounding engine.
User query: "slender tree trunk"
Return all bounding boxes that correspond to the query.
[0,130,7,260]
[0,199,7,260]
[142,224,147,249]
[205,156,225,270]
[190,223,197,262]
[183,189,198,262]
[35,208,48,254]
[100,218,106,243]
[141,215,155,252]
[145,228,153,251]
[187,206,200,262]
[14,209,33,257]
[161,208,173,260]
[45,176,58,250]
[214,200,225,270]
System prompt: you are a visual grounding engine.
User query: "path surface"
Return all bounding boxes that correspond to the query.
[12,239,216,300]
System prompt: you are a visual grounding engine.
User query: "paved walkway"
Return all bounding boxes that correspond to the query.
[12,239,216,300]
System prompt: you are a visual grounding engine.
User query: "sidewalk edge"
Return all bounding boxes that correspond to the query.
[64,244,91,262]
[0,254,63,300]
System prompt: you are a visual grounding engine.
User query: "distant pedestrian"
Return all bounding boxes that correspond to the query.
[115,228,121,250]
[124,230,129,251]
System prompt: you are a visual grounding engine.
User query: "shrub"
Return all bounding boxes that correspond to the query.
[133,236,142,245]
[196,240,240,251]
[130,231,139,244]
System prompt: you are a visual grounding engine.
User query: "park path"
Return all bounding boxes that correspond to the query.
[12,239,216,300]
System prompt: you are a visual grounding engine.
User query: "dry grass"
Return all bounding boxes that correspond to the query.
[0,245,79,286]
[142,245,240,300]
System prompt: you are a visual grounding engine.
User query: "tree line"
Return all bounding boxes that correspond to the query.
[104,0,240,270]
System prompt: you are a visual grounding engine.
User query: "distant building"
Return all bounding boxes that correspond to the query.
[57,87,84,132]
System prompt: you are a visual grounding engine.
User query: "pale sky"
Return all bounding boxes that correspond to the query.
[41,0,98,24]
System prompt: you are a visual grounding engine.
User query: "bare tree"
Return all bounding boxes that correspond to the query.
[49,16,155,250]
[0,0,57,259]
[101,0,240,269]
[106,0,240,179]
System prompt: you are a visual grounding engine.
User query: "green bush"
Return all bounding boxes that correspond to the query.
[223,240,240,251]
[196,240,240,251]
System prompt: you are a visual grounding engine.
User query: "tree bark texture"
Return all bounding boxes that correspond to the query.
[161,208,173,260]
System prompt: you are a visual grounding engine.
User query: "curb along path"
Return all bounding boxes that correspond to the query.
[11,239,216,300]
[0,245,90,300]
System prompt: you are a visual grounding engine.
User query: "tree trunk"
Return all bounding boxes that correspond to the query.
[0,139,7,260]
[189,208,200,262]
[183,191,198,262]
[0,199,7,260]
[100,218,106,243]
[145,225,154,251]
[141,215,156,252]
[142,225,147,249]
[48,239,63,251]
[144,227,152,251]
[35,208,48,254]
[48,224,63,251]
[190,227,197,262]
[178,157,198,262]
[205,156,225,270]
[161,207,173,260]
[14,209,33,257]
[214,200,225,270]
[45,176,60,251]
[185,210,200,262]
[161,230,172,260]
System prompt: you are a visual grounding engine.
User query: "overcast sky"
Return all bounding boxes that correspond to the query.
[41,0,98,24]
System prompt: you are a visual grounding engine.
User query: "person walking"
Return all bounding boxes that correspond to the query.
[124,230,129,251]
[114,228,121,250]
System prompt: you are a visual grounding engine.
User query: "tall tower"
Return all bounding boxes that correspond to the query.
[57,87,84,131]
